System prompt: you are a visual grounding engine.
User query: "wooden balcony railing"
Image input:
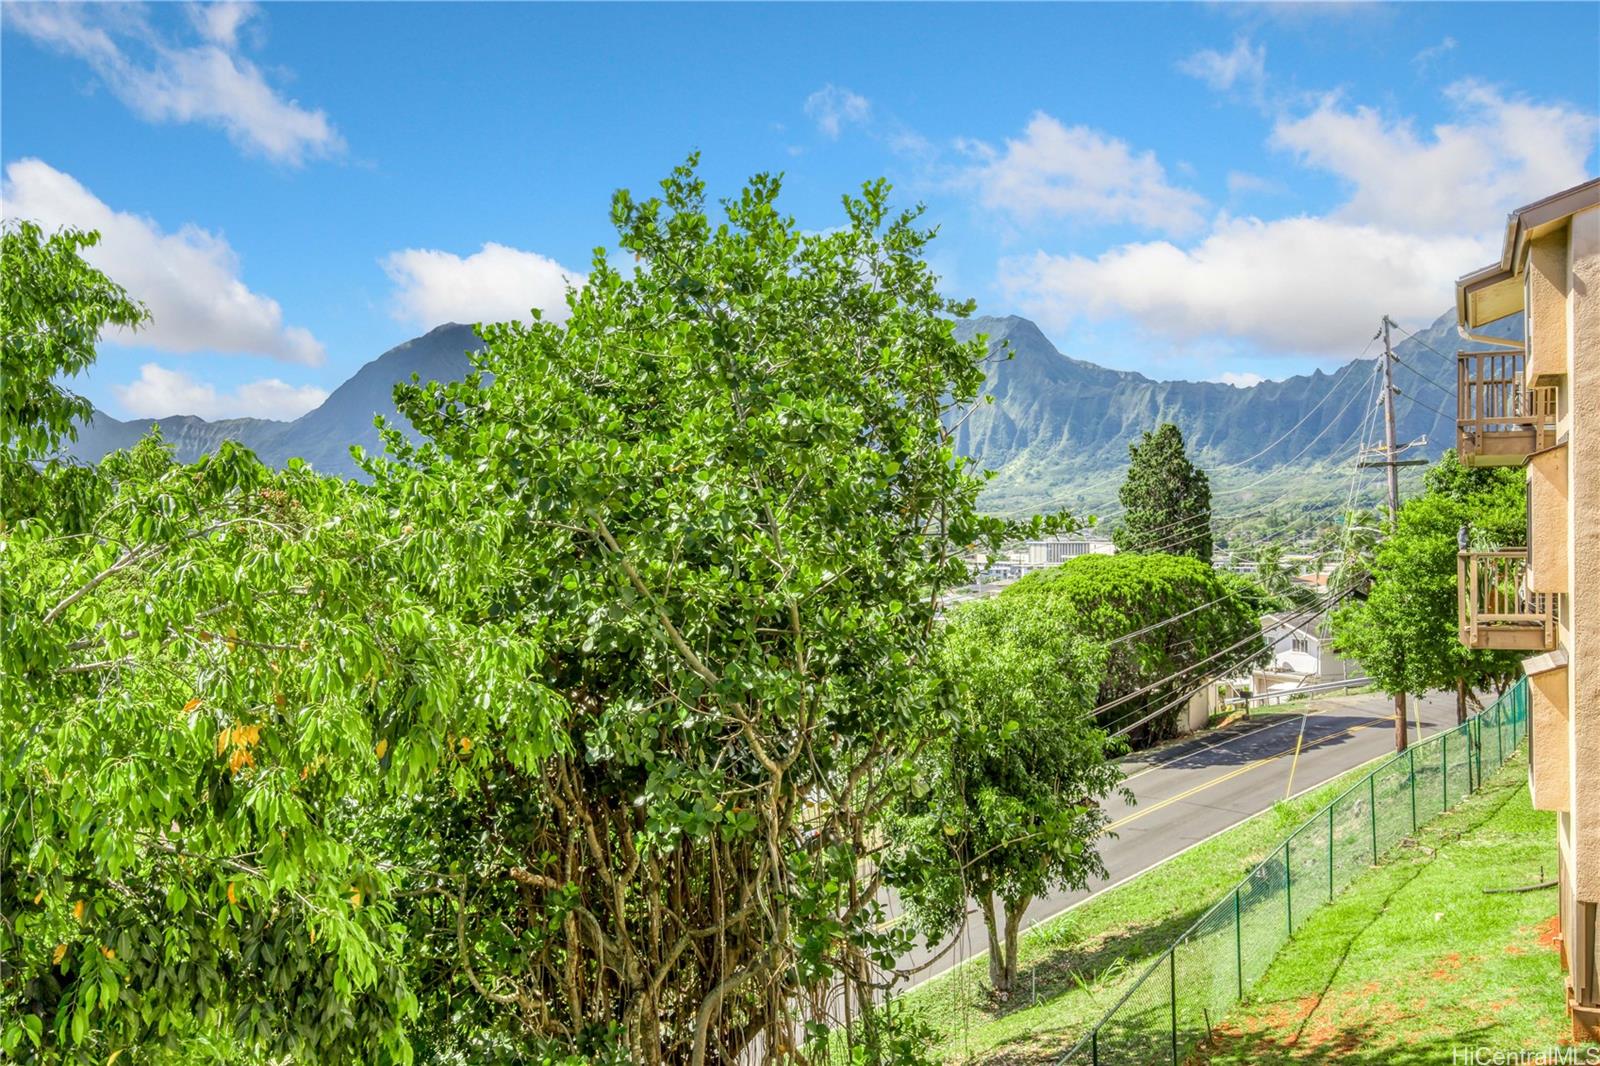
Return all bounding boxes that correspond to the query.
[1458,550,1555,651]
[1456,349,1557,466]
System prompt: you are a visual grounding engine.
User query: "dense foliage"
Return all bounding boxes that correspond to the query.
[1331,451,1527,715]
[4,224,490,1061]
[3,165,1085,1064]
[887,595,1123,997]
[1004,553,1264,745]
[2,221,147,526]
[1111,423,1213,562]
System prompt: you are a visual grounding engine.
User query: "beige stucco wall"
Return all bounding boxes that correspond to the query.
[1530,443,1570,593]
[1568,205,1600,904]
[1530,229,1571,386]
[1530,665,1571,812]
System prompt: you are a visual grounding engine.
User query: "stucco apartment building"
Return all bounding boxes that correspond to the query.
[1455,177,1600,1040]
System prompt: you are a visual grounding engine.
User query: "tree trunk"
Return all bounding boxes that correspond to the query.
[1456,679,1468,725]
[1393,691,1408,752]
[1002,895,1030,998]
[980,893,1007,997]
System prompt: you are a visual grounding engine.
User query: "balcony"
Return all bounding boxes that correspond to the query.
[1456,349,1557,466]
[1458,550,1555,651]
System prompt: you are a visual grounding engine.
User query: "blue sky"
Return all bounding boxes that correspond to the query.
[3,2,1597,420]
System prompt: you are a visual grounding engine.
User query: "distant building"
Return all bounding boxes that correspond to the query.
[1251,612,1362,698]
[954,533,1116,600]
[1453,178,1598,1041]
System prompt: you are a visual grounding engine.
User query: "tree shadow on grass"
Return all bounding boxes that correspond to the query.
[1194,1019,1509,1066]
[968,763,1532,1064]
[1187,774,1544,1066]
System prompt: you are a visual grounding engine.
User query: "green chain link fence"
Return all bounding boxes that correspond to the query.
[1059,676,1530,1066]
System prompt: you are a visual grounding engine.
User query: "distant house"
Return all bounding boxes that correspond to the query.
[1251,612,1362,697]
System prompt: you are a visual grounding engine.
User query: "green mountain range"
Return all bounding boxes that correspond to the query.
[67,310,1519,521]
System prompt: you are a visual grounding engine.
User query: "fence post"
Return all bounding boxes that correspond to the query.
[1442,731,1450,810]
[1327,805,1335,901]
[1469,718,1478,793]
[1092,1027,1099,1066]
[1169,947,1178,1066]
[1234,886,1243,999]
[1368,773,1378,863]
[1497,703,1505,766]
[1408,746,1418,833]
[1477,717,1484,789]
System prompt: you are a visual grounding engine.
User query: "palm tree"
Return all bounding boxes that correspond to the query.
[1250,544,1319,608]
[1324,507,1382,596]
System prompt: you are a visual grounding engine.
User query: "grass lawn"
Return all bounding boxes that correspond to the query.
[1194,756,1575,1065]
[898,753,1394,1064]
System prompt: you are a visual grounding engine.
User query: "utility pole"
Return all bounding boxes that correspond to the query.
[1379,315,1408,753]
[1358,318,1431,751]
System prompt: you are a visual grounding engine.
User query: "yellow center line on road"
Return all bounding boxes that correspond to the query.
[1283,715,1309,799]
[875,708,1411,934]
[1103,714,1390,833]
[1118,699,1372,786]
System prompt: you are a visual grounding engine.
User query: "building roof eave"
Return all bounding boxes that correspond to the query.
[1455,177,1600,332]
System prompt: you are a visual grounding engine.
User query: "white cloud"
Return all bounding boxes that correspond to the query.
[382,243,583,328]
[804,84,871,139]
[1226,171,1282,197]
[1411,36,1457,71]
[998,81,1597,361]
[2,158,325,364]
[1271,81,1598,236]
[1215,371,1266,388]
[958,112,1208,234]
[1178,37,1267,95]
[115,363,326,420]
[5,3,340,165]
[188,2,258,48]
[1000,215,1490,357]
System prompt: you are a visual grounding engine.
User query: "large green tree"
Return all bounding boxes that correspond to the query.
[370,162,1082,1063]
[3,224,512,1062]
[4,164,1079,1064]
[1005,552,1265,745]
[1111,423,1213,561]
[887,595,1123,999]
[1330,451,1526,730]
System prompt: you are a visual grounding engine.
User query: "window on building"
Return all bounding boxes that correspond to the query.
[1291,635,1309,654]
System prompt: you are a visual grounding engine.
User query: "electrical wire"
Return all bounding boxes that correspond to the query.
[1043,331,1383,517]
[1099,586,1358,739]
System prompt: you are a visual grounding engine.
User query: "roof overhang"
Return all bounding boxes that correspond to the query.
[1457,263,1521,331]
[1456,178,1600,331]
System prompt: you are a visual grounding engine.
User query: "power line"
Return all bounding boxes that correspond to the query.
[1386,319,1458,365]
[1127,417,1382,558]
[1099,586,1358,739]
[1061,332,1383,520]
[1093,364,1382,554]
[1091,585,1346,725]
[1390,355,1458,400]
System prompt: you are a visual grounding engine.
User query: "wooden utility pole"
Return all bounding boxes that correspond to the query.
[1356,316,1430,751]
[1379,316,1408,753]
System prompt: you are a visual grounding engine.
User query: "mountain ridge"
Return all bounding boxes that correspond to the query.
[67,310,1519,516]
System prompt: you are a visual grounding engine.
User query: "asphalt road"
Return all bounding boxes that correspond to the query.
[892,689,1463,985]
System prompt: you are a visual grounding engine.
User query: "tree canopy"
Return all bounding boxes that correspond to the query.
[1004,552,1264,744]
[887,594,1123,998]
[2,164,1074,1064]
[1111,423,1212,562]
[1330,450,1526,713]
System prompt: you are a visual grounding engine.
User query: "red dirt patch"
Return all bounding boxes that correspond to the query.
[1429,952,1463,981]
[1536,914,1562,951]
